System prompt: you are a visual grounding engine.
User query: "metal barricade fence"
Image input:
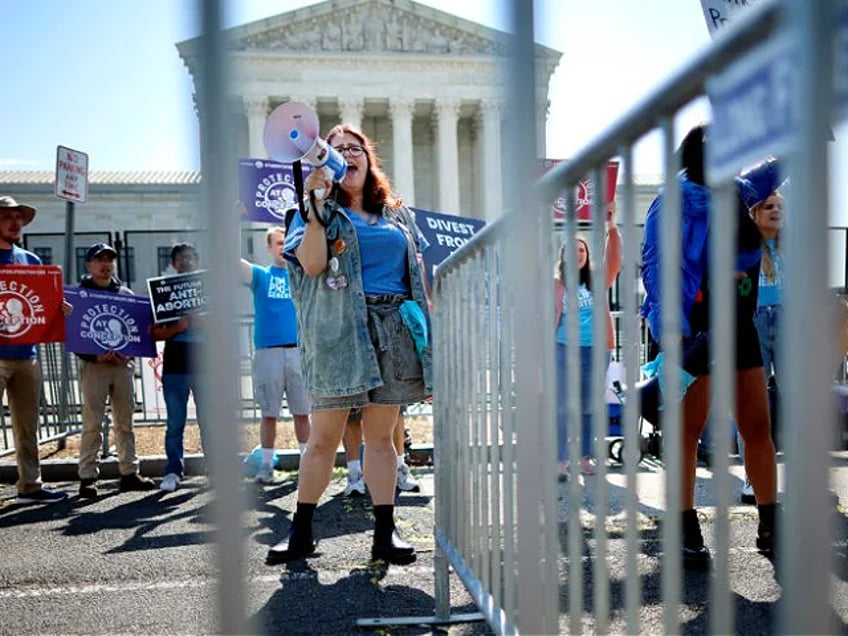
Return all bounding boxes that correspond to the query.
[433,1,843,634]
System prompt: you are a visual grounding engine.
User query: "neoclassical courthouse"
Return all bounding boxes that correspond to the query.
[1,0,657,294]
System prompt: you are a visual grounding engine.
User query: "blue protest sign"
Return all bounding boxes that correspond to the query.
[238,158,312,224]
[411,208,486,285]
[707,35,798,183]
[64,287,156,357]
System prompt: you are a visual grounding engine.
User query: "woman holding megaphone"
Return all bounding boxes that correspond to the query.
[266,124,431,567]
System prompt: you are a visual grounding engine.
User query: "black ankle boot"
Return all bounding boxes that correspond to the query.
[756,503,778,556]
[682,508,711,570]
[372,504,416,565]
[266,503,316,565]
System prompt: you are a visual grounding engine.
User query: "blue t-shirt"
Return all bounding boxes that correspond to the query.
[757,239,783,308]
[349,212,409,296]
[283,208,409,297]
[556,283,594,347]
[250,264,298,348]
[0,245,41,360]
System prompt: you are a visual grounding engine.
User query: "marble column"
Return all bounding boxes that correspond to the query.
[480,99,503,220]
[243,96,269,158]
[389,98,416,205]
[338,97,363,129]
[435,98,461,214]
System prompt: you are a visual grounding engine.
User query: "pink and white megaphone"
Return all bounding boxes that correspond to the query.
[263,101,347,183]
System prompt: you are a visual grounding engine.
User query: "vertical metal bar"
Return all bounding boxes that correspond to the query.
[541,197,560,630]
[470,251,482,576]
[590,166,610,634]
[780,1,836,633]
[500,255,517,621]
[195,1,245,633]
[503,0,554,632]
[478,250,491,597]
[461,267,472,562]
[434,271,450,622]
[659,117,682,636]
[563,184,583,636]
[709,182,736,636]
[486,244,502,610]
[617,143,641,634]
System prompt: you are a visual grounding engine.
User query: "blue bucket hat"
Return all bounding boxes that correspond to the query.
[738,157,786,209]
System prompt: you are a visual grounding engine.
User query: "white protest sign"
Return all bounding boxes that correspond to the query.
[55,145,89,203]
[699,0,762,37]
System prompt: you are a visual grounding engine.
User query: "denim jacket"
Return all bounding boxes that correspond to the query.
[284,200,433,398]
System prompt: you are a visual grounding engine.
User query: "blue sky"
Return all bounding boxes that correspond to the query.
[1,0,846,205]
[1,0,713,176]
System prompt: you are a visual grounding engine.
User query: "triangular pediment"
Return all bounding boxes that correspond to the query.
[179,0,559,60]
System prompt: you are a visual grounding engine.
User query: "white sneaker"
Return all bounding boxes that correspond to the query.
[344,472,366,497]
[255,463,276,485]
[160,473,181,492]
[396,464,421,492]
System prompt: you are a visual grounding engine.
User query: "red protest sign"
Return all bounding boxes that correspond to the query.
[540,160,619,221]
[0,265,66,345]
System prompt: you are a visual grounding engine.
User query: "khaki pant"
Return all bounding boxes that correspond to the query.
[78,359,138,480]
[0,358,42,494]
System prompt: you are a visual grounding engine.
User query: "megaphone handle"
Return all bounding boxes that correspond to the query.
[292,160,308,223]
[309,191,332,228]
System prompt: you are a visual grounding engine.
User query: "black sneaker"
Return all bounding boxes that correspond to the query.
[17,487,69,504]
[118,474,156,492]
[682,508,711,570]
[78,478,98,499]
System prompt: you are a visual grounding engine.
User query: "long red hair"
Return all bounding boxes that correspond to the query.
[326,124,402,214]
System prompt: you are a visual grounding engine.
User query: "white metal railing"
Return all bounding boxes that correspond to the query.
[433,0,844,633]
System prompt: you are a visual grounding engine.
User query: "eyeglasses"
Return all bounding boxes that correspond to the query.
[175,253,198,261]
[332,144,365,158]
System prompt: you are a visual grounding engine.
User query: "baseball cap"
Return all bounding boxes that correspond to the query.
[0,195,36,226]
[85,242,118,261]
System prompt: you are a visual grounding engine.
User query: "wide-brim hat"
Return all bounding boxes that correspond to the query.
[0,195,36,226]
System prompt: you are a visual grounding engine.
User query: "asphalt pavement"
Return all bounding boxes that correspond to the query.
[0,453,846,635]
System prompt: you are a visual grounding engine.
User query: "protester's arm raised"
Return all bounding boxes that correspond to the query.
[295,169,332,277]
[604,200,622,289]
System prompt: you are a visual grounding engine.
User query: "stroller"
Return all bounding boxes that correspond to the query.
[604,362,660,465]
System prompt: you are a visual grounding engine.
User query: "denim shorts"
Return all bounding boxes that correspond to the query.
[311,295,430,411]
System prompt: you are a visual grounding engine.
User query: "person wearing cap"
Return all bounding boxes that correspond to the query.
[736,157,786,505]
[238,224,311,486]
[75,242,155,498]
[0,195,71,504]
[152,243,210,493]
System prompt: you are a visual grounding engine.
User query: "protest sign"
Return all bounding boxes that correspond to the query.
[699,0,762,37]
[411,208,486,285]
[0,265,65,345]
[238,158,313,224]
[539,160,619,221]
[147,270,209,324]
[63,287,155,357]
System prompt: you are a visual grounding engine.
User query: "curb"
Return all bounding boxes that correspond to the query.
[0,445,434,483]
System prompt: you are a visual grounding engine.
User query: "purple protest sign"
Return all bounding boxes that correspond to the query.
[63,287,156,358]
[238,158,312,224]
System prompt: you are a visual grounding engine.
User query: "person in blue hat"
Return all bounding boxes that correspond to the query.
[736,158,786,504]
